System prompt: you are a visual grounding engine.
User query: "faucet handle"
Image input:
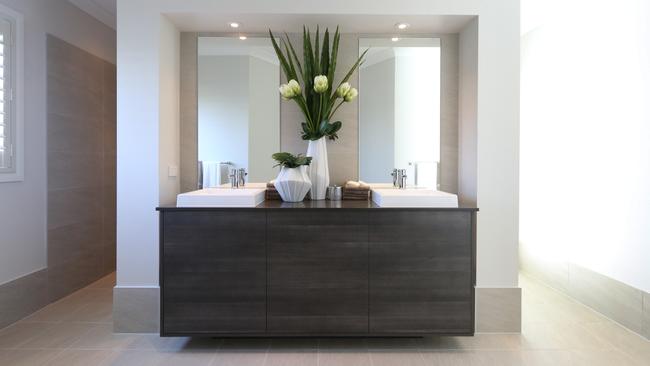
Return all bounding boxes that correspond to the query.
[238,168,247,187]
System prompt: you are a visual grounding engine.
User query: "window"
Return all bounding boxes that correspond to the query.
[0,16,13,172]
[0,5,21,182]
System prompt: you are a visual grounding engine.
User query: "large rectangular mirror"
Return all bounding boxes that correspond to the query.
[198,37,280,187]
[358,38,441,188]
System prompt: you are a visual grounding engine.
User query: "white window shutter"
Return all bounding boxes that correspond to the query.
[0,17,11,171]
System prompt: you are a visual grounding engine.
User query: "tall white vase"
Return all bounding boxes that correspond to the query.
[274,166,312,202]
[306,137,330,200]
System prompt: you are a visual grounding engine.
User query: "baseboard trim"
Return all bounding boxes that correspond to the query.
[0,265,115,330]
[113,286,160,333]
[521,251,650,340]
[475,287,522,333]
[0,269,49,329]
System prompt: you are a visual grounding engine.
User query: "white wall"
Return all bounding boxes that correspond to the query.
[0,0,115,285]
[520,0,650,292]
[116,0,520,290]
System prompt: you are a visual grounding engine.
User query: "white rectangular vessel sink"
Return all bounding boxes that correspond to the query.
[371,188,459,208]
[176,187,265,207]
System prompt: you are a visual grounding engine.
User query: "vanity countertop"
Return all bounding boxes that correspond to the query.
[157,199,478,211]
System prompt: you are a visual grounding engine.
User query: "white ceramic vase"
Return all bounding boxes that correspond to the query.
[306,137,330,200]
[274,166,312,202]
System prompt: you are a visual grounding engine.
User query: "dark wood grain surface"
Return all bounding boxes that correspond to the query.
[368,210,474,334]
[159,206,476,337]
[267,210,369,333]
[161,210,267,335]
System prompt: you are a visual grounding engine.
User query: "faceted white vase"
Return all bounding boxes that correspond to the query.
[306,137,330,200]
[274,166,312,202]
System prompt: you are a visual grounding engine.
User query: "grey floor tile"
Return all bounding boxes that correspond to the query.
[47,349,118,366]
[264,350,318,366]
[368,351,427,366]
[0,322,58,349]
[0,348,63,365]
[210,351,268,366]
[318,351,371,366]
[68,323,141,350]
[17,322,94,349]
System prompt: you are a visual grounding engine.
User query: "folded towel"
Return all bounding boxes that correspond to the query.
[345,181,361,189]
[201,161,220,188]
[344,181,370,190]
[201,161,233,188]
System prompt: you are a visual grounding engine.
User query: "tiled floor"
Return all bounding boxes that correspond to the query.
[0,273,648,365]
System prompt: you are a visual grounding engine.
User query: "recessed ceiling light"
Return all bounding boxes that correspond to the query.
[239,35,247,40]
[229,22,240,28]
[391,37,399,42]
[395,22,410,30]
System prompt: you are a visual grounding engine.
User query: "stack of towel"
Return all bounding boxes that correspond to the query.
[342,181,371,200]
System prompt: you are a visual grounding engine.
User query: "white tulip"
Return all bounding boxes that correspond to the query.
[344,87,358,102]
[279,83,294,100]
[288,79,301,95]
[313,75,328,93]
[336,82,351,98]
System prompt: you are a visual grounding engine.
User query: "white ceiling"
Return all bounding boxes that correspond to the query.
[68,0,116,29]
[64,4,474,35]
[198,37,279,65]
[168,14,475,34]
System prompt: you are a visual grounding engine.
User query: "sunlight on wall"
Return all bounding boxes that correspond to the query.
[394,47,441,188]
[520,0,650,291]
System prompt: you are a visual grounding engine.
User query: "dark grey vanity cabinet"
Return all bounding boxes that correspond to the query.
[369,210,475,335]
[158,202,477,337]
[267,211,369,334]
[160,211,267,335]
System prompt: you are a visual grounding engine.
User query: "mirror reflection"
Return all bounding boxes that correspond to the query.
[358,38,441,188]
[197,37,280,187]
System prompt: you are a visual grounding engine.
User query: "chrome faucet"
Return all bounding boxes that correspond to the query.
[237,168,247,187]
[391,168,408,189]
[229,168,248,188]
[397,169,408,189]
[391,168,399,188]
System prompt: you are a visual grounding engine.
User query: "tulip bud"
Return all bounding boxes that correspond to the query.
[279,83,294,100]
[313,75,328,94]
[336,82,351,98]
[344,87,358,102]
[288,79,301,95]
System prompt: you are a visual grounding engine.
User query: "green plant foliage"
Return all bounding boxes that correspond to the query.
[270,26,367,141]
[272,152,313,168]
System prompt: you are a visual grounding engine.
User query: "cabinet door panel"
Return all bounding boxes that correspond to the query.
[267,210,369,334]
[369,210,474,334]
[161,211,266,335]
